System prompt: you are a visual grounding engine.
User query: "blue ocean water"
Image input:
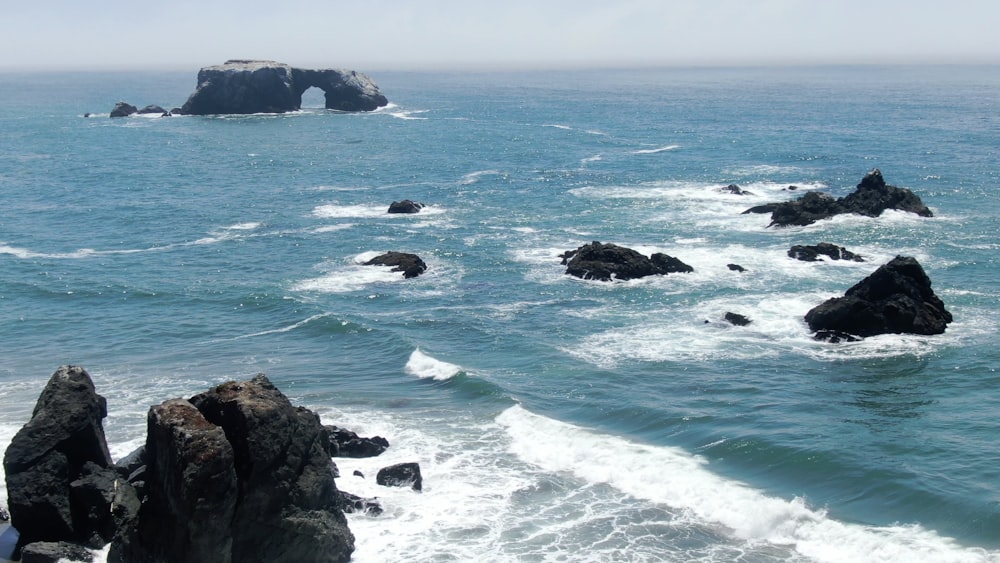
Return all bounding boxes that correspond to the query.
[1,65,999,562]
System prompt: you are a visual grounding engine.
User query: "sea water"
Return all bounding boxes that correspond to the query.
[0,65,998,562]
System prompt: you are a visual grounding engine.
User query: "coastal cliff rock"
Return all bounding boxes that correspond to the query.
[178,60,388,115]
[744,169,933,227]
[805,256,952,339]
[365,251,427,278]
[560,241,693,281]
[2,366,120,553]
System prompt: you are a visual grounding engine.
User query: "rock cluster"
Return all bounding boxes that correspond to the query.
[805,256,952,339]
[560,241,693,281]
[743,169,932,227]
[365,251,428,279]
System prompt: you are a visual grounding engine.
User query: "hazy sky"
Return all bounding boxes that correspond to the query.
[3,0,999,71]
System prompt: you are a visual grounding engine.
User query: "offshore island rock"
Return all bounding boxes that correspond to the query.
[745,169,933,227]
[178,59,388,115]
[109,102,138,117]
[365,251,427,279]
[805,256,952,339]
[387,200,425,214]
[560,241,693,281]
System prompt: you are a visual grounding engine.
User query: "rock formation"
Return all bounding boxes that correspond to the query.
[365,251,428,279]
[387,200,425,214]
[2,366,134,555]
[178,60,388,115]
[788,242,864,262]
[109,102,138,118]
[325,426,390,458]
[805,256,952,339]
[560,241,693,281]
[376,463,423,491]
[743,169,933,227]
[725,312,752,326]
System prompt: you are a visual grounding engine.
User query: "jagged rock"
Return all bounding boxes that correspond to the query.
[335,491,383,516]
[560,241,693,281]
[727,263,746,272]
[113,446,146,481]
[377,462,423,491]
[136,105,167,115]
[364,251,427,279]
[387,200,425,214]
[324,425,390,458]
[109,102,137,117]
[112,375,354,563]
[725,312,752,326]
[805,256,952,338]
[178,60,388,115]
[3,366,114,551]
[788,242,865,262]
[20,541,93,563]
[812,330,863,343]
[720,184,753,195]
[70,461,138,547]
[748,169,933,227]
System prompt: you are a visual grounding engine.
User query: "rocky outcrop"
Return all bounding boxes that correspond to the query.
[720,184,753,196]
[365,251,427,278]
[725,312,752,326]
[805,256,952,339]
[110,102,137,118]
[2,366,125,553]
[744,169,933,227]
[388,200,425,214]
[376,463,423,491]
[113,374,355,563]
[788,242,864,262]
[325,426,390,458]
[560,241,693,281]
[178,60,388,115]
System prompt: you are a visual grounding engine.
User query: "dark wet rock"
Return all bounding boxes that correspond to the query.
[388,200,425,214]
[727,263,746,273]
[805,256,952,338]
[136,104,167,115]
[3,366,114,551]
[560,241,693,281]
[377,462,423,491]
[812,330,863,343]
[113,375,354,563]
[720,184,753,195]
[749,169,933,227]
[741,202,781,215]
[353,470,365,478]
[113,446,146,481]
[20,541,93,563]
[324,425,390,458]
[70,461,139,547]
[724,312,752,326]
[178,60,388,115]
[110,102,137,117]
[336,491,383,516]
[364,251,427,279]
[788,242,865,262]
[785,185,799,191]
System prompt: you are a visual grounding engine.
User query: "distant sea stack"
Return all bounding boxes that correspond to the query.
[176,60,388,115]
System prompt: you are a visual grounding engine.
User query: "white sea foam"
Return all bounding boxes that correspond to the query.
[311,203,445,220]
[542,124,573,130]
[460,170,503,185]
[632,144,680,154]
[292,253,410,294]
[404,349,463,380]
[580,154,602,164]
[497,405,997,563]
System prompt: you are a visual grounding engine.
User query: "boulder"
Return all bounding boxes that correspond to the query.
[178,60,387,115]
[364,251,427,279]
[335,491,383,516]
[748,169,932,227]
[376,462,423,491]
[724,312,752,326]
[727,263,746,273]
[324,425,390,458]
[560,241,693,281]
[387,200,425,214]
[19,541,93,563]
[805,256,952,339]
[3,366,114,551]
[136,105,167,115]
[720,184,753,195]
[109,102,137,117]
[788,242,864,262]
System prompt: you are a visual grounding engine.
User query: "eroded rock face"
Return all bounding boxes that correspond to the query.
[178,60,387,115]
[805,256,952,339]
[3,366,115,550]
[560,241,693,281]
[365,251,427,278]
[746,169,932,227]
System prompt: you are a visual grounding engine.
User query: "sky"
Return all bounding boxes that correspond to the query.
[2,0,999,71]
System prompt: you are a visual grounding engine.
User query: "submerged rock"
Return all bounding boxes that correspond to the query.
[805,256,952,338]
[788,242,864,262]
[364,251,427,279]
[560,241,693,281]
[746,169,932,227]
[720,184,753,196]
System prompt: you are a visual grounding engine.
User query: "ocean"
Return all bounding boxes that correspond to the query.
[0,64,998,562]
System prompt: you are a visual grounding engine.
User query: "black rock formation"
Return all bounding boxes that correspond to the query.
[109,102,137,118]
[364,251,427,279]
[745,169,932,227]
[178,60,388,115]
[325,426,390,458]
[727,263,746,273]
[725,312,752,326]
[19,541,93,563]
[376,463,423,491]
[805,256,952,339]
[387,200,425,214]
[560,241,693,281]
[788,242,865,262]
[720,184,753,195]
